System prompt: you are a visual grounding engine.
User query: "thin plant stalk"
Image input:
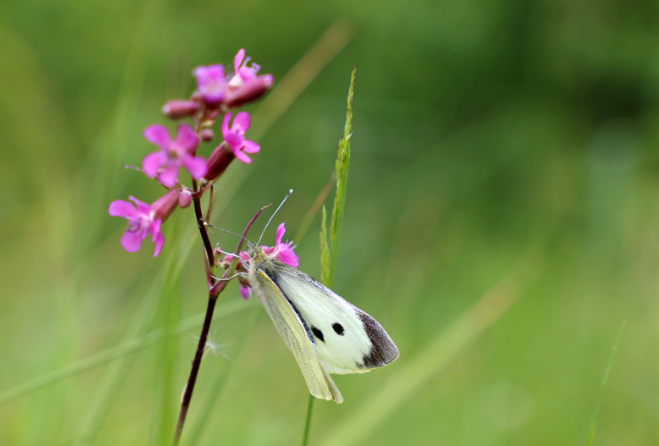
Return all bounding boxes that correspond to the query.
[172,207,264,445]
[304,67,355,446]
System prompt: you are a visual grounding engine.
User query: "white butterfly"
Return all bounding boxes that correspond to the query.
[246,242,399,403]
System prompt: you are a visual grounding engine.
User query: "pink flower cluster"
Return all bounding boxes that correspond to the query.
[109,49,275,257]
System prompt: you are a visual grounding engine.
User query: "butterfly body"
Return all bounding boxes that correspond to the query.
[247,243,399,403]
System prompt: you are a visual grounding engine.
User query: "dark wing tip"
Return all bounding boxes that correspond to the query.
[358,311,399,368]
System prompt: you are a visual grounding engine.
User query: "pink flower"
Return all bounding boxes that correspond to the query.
[224,49,273,108]
[192,64,227,107]
[193,51,272,109]
[262,223,299,268]
[233,223,299,299]
[142,124,206,188]
[108,196,165,257]
[229,49,261,87]
[221,112,260,164]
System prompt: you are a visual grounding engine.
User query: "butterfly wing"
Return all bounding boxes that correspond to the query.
[271,262,399,375]
[249,265,344,403]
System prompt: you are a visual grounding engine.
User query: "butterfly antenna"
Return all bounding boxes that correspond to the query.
[204,222,249,243]
[258,189,293,244]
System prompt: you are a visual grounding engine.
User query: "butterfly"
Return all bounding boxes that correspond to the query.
[246,241,399,403]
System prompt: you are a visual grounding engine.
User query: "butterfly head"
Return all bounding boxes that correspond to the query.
[247,241,269,262]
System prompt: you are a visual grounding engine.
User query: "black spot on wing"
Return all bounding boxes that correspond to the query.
[311,326,325,342]
[358,310,399,369]
[332,323,345,336]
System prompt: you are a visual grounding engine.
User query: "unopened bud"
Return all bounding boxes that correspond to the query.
[204,144,235,181]
[151,189,182,222]
[162,100,201,120]
[178,189,192,208]
[224,75,274,108]
[199,128,215,142]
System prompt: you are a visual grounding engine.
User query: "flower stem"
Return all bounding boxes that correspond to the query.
[172,207,264,445]
[192,179,215,273]
[172,294,217,446]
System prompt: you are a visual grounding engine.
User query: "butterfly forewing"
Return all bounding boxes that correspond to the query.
[273,266,399,374]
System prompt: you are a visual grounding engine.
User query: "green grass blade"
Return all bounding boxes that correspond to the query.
[307,67,356,446]
[326,66,355,286]
[301,394,316,446]
[320,205,331,285]
[584,320,626,446]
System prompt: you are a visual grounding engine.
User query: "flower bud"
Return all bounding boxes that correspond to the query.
[161,100,201,120]
[151,189,182,222]
[199,128,215,142]
[178,189,192,208]
[224,75,274,108]
[204,144,236,181]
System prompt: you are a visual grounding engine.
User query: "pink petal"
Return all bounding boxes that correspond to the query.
[233,149,252,164]
[234,49,245,73]
[238,67,256,82]
[277,249,299,268]
[151,226,164,257]
[181,155,208,179]
[242,140,260,154]
[221,113,232,137]
[192,65,209,84]
[129,196,152,214]
[143,124,171,149]
[224,132,243,150]
[143,151,168,177]
[194,65,225,87]
[174,124,199,152]
[158,164,179,188]
[121,230,145,253]
[275,223,286,245]
[233,111,251,131]
[151,219,162,237]
[239,285,251,300]
[206,65,226,83]
[109,200,138,219]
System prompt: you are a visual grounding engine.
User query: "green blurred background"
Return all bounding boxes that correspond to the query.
[1,0,657,444]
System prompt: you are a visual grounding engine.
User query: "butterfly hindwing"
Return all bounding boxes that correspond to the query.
[249,264,343,403]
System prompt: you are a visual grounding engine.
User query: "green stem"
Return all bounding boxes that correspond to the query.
[301,394,315,446]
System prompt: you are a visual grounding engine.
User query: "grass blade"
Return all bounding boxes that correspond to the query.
[584,320,626,446]
[325,66,355,286]
[307,67,356,446]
